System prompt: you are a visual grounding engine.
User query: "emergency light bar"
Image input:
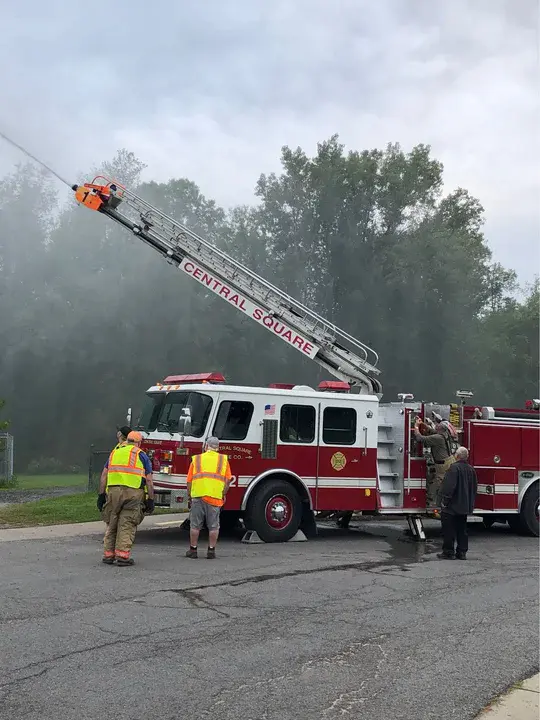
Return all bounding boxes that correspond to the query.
[163,372,226,384]
[318,381,350,393]
[268,383,295,390]
[397,392,414,402]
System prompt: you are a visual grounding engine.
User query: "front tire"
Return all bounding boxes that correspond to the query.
[244,478,302,543]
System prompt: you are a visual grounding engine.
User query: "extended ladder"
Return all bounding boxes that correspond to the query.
[72,177,382,395]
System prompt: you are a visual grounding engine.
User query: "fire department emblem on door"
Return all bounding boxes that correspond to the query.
[331,452,346,471]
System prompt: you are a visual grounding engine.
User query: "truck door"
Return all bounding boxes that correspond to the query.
[315,400,378,511]
[276,401,319,504]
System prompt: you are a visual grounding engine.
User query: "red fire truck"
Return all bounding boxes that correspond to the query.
[136,373,539,541]
[73,177,540,541]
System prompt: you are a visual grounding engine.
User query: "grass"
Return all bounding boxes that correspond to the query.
[0,493,99,526]
[0,492,181,527]
[0,474,85,491]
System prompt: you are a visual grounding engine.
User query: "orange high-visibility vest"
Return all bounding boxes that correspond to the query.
[106,444,146,490]
[188,450,231,507]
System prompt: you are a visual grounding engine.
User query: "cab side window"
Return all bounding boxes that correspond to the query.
[212,400,254,441]
[280,404,316,443]
[322,407,356,445]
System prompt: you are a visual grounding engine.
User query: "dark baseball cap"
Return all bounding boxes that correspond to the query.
[117,425,132,438]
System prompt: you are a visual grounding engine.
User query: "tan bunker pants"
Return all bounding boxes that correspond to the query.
[427,456,456,507]
[102,486,144,561]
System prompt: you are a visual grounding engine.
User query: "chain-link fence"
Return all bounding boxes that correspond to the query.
[0,433,14,487]
[87,447,110,492]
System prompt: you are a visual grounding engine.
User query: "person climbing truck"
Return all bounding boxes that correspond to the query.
[413,419,455,509]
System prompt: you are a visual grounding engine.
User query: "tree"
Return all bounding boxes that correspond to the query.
[0,400,9,431]
[253,136,498,399]
[474,280,539,404]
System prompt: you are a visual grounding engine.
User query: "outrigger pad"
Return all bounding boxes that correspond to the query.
[241,530,308,544]
[406,515,427,541]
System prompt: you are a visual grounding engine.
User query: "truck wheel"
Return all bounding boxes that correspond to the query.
[244,478,302,543]
[520,481,539,537]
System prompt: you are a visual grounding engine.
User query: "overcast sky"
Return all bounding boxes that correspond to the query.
[1,0,538,282]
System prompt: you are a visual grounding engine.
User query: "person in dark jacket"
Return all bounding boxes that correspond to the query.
[438,446,478,560]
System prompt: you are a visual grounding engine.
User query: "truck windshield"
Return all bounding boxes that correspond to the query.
[139,391,213,437]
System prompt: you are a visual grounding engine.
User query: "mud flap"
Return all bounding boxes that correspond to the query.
[300,504,318,538]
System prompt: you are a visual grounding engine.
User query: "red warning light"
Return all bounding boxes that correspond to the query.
[163,372,226,384]
[318,380,350,393]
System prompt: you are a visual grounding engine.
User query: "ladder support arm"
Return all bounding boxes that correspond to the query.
[72,180,383,396]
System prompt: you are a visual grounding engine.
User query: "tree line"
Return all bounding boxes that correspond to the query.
[0,136,538,471]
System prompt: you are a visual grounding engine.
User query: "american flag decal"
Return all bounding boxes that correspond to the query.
[264,404,276,415]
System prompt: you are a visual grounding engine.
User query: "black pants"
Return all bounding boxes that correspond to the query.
[441,512,468,556]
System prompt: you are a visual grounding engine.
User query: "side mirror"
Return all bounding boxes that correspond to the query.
[126,407,132,426]
[177,408,192,437]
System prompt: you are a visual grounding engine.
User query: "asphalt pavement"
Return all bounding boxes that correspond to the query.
[0,518,537,720]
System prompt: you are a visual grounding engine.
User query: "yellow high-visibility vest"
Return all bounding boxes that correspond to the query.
[190,451,229,505]
[107,444,146,490]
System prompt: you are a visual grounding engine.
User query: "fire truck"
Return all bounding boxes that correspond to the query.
[73,177,540,541]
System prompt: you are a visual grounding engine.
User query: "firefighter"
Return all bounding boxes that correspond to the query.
[97,425,132,499]
[185,436,233,559]
[413,419,455,510]
[97,431,154,566]
[431,412,458,452]
[116,425,132,447]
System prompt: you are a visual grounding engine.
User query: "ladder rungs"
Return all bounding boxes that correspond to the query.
[115,192,382,391]
[379,489,402,495]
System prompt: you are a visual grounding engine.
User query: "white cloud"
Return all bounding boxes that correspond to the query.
[1,0,538,280]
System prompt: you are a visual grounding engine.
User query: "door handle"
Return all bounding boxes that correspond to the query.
[363,426,368,456]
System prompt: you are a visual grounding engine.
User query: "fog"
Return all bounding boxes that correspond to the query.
[0,139,537,471]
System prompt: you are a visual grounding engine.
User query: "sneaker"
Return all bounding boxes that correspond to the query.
[437,552,454,560]
[102,557,115,565]
[455,552,467,560]
[185,547,198,559]
[116,558,135,566]
[207,547,216,559]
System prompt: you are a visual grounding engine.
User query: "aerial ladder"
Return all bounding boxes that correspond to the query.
[72,177,383,396]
